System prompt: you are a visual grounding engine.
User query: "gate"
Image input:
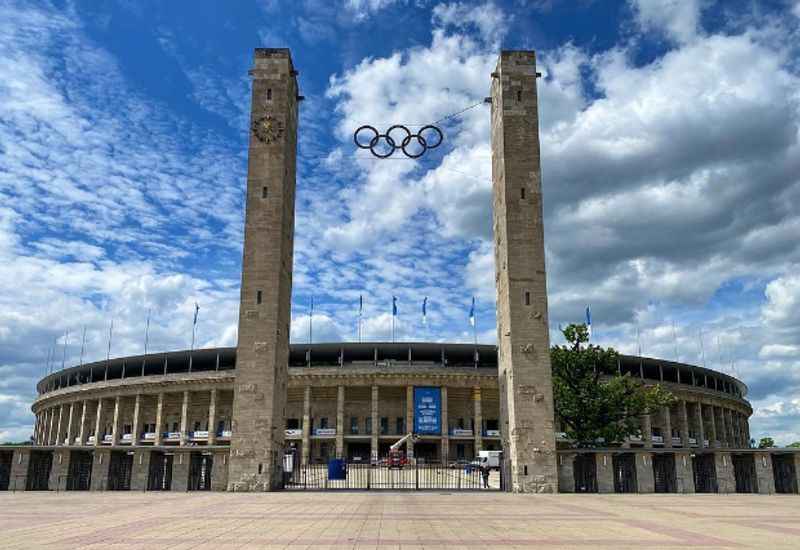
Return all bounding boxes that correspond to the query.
[66,451,93,491]
[732,454,757,493]
[693,454,717,493]
[188,453,213,491]
[285,462,499,491]
[613,453,637,493]
[574,453,597,493]
[26,451,53,491]
[0,451,11,491]
[108,451,133,491]
[772,454,799,494]
[148,452,173,491]
[652,453,676,493]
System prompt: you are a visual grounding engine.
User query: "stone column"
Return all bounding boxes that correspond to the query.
[675,452,695,493]
[371,385,379,463]
[635,452,655,493]
[715,452,735,493]
[208,389,217,446]
[301,386,311,465]
[172,452,190,492]
[709,405,718,448]
[679,401,690,448]
[111,396,121,446]
[335,385,345,459]
[65,402,75,446]
[405,386,414,459]
[557,453,576,493]
[54,405,64,446]
[93,398,103,447]
[754,452,775,494]
[131,393,141,445]
[491,50,557,493]
[718,407,728,448]
[33,413,40,445]
[10,449,31,491]
[595,452,614,493]
[154,393,164,446]
[179,390,190,446]
[473,386,483,453]
[726,409,735,447]
[641,414,653,448]
[48,407,56,445]
[440,386,449,463]
[696,402,705,448]
[78,400,87,446]
[130,449,152,491]
[663,406,672,448]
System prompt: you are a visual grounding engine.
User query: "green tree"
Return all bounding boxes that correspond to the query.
[552,323,675,447]
[758,437,775,448]
[786,441,800,448]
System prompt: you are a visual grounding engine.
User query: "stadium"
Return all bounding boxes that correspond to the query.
[2,47,799,496]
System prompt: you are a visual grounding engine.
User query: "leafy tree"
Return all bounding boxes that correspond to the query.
[758,437,775,448]
[552,323,675,447]
[786,441,800,448]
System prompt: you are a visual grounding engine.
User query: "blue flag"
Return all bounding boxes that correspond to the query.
[469,296,475,327]
[359,294,363,314]
[193,302,199,326]
[422,296,427,324]
[585,305,592,339]
[392,296,397,316]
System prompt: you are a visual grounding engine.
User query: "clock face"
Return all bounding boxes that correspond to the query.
[252,115,284,144]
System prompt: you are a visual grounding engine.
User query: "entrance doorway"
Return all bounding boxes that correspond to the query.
[188,452,213,491]
[693,454,717,493]
[653,454,676,493]
[732,454,757,493]
[0,451,11,491]
[67,451,93,491]
[772,454,799,494]
[108,451,133,491]
[613,453,637,493]
[574,454,597,493]
[413,442,438,463]
[26,451,52,491]
[148,452,173,491]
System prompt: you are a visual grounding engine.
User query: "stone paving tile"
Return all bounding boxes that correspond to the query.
[1,492,800,549]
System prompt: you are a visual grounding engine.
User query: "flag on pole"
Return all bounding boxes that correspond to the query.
[469,297,476,327]
[422,296,427,325]
[193,302,200,326]
[585,305,592,340]
[392,296,397,317]
[358,294,363,343]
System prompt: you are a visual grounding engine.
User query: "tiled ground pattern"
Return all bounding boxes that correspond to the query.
[1,492,799,549]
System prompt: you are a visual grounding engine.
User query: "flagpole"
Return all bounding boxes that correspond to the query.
[61,329,69,370]
[698,329,706,368]
[672,321,679,362]
[107,319,114,364]
[191,302,199,352]
[144,308,151,356]
[309,297,313,345]
[79,325,87,367]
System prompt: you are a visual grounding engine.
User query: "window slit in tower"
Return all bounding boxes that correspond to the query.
[256,290,262,304]
[262,186,268,199]
[520,187,526,199]
[266,88,272,101]
[517,90,522,101]
[524,291,531,306]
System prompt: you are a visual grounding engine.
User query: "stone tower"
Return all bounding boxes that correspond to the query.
[490,50,558,493]
[228,48,299,491]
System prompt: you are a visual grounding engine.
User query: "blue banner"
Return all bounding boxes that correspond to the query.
[413,387,441,435]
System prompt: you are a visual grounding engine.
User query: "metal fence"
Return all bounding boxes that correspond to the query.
[284,462,502,491]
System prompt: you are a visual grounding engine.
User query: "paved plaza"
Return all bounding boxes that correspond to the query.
[1,492,799,549]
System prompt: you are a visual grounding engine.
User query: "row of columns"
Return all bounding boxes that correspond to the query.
[34,389,221,447]
[300,385,485,465]
[638,400,750,449]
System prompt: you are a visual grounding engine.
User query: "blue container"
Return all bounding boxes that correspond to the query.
[328,459,347,480]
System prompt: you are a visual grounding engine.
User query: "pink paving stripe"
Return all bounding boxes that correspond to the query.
[621,518,742,547]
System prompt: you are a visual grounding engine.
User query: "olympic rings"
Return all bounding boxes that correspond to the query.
[353,124,444,158]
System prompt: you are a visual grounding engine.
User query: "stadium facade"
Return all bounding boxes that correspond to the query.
[1,49,799,494]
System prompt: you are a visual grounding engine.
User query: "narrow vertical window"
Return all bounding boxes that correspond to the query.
[524,291,531,306]
[517,90,522,101]
[262,186,268,199]
[266,88,272,101]
[256,290,262,304]
[520,187,526,199]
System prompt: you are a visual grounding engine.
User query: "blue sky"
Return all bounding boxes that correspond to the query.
[1,0,800,444]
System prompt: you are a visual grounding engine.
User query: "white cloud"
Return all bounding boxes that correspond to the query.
[629,0,704,44]
[432,2,509,46]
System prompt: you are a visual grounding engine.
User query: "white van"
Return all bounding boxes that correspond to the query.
[477,450,502,469]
